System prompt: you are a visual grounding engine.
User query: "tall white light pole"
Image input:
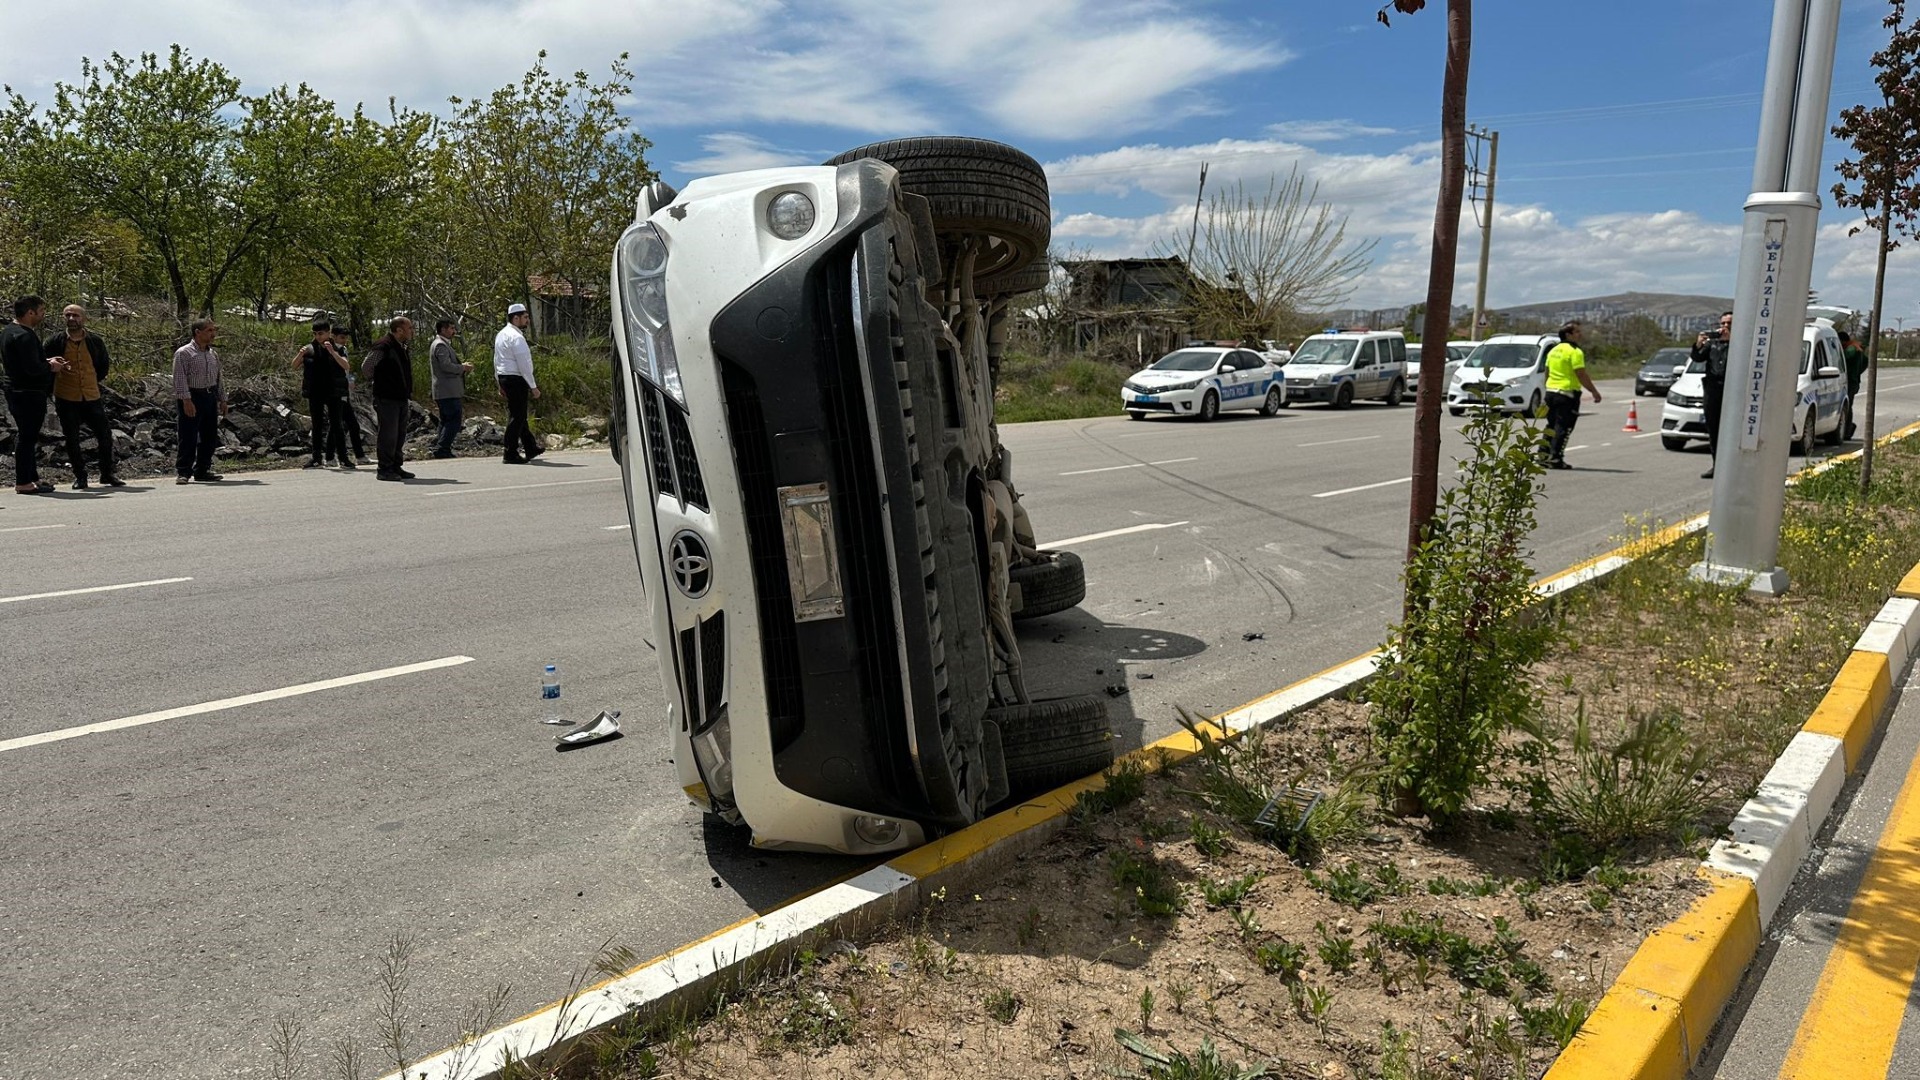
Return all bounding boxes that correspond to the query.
[1691,0,1844,594]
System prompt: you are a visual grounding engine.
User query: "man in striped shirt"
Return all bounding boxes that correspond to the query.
[172,318,227,484]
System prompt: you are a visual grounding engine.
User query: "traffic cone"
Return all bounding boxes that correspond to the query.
[1623,400,1641,433]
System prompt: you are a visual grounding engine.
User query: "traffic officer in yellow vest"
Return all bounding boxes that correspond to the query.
[1541,322,1601,470]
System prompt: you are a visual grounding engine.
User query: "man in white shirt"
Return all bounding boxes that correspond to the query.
[492,302,542,464]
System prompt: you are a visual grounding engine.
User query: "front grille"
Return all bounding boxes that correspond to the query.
[719,361,805,751]
[1130,400,1176,411]
[1463,381,1503,394]
[675,611,727,733]
[637,383,708,512]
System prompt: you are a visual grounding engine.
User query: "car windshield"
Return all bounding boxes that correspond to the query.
[1149,349,1223,372]
[1465,342,1541,371]
[1291,339,1358,365]
[1642,350,1688,372]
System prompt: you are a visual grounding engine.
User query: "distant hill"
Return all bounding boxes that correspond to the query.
[1491,291,1733,322]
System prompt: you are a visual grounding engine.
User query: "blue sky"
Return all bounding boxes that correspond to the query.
[8,0,1910,312]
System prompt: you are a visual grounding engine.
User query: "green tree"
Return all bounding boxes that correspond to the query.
[430,52,654,334]
[1832,0,1920,491]
[8,48,333,319]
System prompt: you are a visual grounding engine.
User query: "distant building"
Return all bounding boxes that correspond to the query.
[1060,258,1199,361]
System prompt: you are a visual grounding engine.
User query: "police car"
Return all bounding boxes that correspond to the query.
[1661,320,1847,454]
[1121,346,1283,421]
[1282,329,1409,408]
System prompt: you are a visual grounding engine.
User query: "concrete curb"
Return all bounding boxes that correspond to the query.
[1543,587,1920,1080]
[384,424,1920,1080]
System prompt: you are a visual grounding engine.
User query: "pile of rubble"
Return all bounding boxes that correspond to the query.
[0,374,608,484]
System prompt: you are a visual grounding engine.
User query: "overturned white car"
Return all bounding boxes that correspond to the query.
[609,138,1112,855]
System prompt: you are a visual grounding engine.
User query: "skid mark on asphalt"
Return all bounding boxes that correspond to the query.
[1058,457,1198,476]
[428,476,620,497]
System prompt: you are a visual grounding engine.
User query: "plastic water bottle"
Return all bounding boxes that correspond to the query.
[540,664,564,724]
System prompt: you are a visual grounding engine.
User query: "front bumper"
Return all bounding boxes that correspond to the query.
[612,163,951,855]
[1661,401,1708,440]
[1448,385,1526,412]
[1285,382,1339,403]
[1122,386,1204,414]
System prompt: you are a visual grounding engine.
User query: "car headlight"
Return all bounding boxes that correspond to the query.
[1315,373,1333,386]
[617,223,684,405]
[690,706,734,797]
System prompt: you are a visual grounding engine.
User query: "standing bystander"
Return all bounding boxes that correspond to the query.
[1540,323,1601,470]
[46,304,122,488]
[332,324,370,465]
[1840,329,1869,441]
[367,316,417,481]
[294,318,351,468]
[1692,311,1734,480]
[3,296,63,495]
[428,319,470,459]
[172,319,226,484]
[493,302,542,464]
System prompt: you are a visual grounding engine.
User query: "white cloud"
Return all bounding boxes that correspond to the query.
[1042,138,1915,313]
[1265,119,1402,142]
[672,132,817,175]
[6,0,1286,143]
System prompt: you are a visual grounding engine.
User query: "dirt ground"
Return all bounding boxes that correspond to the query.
[593,687,1711,1080]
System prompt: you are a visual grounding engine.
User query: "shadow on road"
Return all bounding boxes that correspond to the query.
[1014,606,1207,754]
[700,815,869,913]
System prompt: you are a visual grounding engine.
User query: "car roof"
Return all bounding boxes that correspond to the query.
[1480,334,1555,344]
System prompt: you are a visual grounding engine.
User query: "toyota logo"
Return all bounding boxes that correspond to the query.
[669,532,711,598]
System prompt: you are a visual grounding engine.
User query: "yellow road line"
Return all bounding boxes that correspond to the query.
[1776,724,1920,1078]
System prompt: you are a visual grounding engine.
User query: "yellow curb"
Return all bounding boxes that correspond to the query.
[1613,872,1761,1058]
[1896,563,1920,602]
[1544,985,1689,1080]
[1803,650,1893,771]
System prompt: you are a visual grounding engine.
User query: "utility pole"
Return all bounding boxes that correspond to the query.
[1466,126,1500,339]
[1897,316,1906,361]
[1185,162,1210,271]
[1691,0,1842,595]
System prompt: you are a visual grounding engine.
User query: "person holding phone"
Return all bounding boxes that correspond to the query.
[3,295,63,494]
[1692,311,1733,480]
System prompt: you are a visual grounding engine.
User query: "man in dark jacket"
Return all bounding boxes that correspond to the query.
[44,303,122,488]
[293,319,352,469]
[1840,329,1869,440]
[367,317,416,481]
[3,295,65,495]
[1691,310,1733,480]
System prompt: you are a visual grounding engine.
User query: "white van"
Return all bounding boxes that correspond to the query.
[1282,329,1409,408]
[1661,320,1847,454]
[1447,334,1560,416]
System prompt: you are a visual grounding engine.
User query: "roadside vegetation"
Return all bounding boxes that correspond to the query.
[281,427,1920,1080]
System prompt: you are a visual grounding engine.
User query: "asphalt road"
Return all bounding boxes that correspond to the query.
[6,375,1920,1079]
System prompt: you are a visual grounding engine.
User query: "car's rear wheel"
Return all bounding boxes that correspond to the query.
[1198,390,1220,421]
[1010,550,1086,620]
[1333,383,1354,410]
[825,137,1050,290]
[1662,435,1689,451]
[1260,386,1283,415]
[989,694,1114,803]
[983,257,1050,298]
[1383,379,1404,407]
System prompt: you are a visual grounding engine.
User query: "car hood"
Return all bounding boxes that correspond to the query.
[1669,373,1706,397]
[1129,368,1211,384]
[1285,363,1346,376]
[1453,367,1532,384]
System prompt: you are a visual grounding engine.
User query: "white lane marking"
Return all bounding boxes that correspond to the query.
[1312,476,1412,498]
[0,523,68,534]
[1058,457,1198,476]
[427,476,620,497]
[603,524,632,531]
[1298,435,1382,448]
[1046,521,1191,547]
[0,655,476,756]
[0,577,192,606]
[1567,444,1590,452]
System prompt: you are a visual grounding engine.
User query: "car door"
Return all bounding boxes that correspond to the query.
[1386,337,1408,392]
[1812,335,1844,431]
[1354,339,1378,398]
[1231,350,1267,406]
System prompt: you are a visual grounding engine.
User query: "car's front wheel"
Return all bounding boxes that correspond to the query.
[1260,386,1283,415]
[1527,390,1544,418]
[1662,435,1689,452]
[1792,406,1814,455]
[1332,383,1354,410]
[1127,410,1146,421]
[1449,406,1465,417]
[1009,550,1086,620]
[989,695,1114,804]
[1197,390,1220,421]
